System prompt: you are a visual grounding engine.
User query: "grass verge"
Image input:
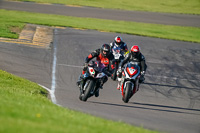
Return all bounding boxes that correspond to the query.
[0,9,200,43]
[8,0,200,14]
[0,70,158,133]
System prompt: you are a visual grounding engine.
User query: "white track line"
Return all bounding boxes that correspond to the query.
[58,64,83,68]
[38,29,57,104]
[50,29,58,104]
[38,84,55,101]
[38,84,61,106]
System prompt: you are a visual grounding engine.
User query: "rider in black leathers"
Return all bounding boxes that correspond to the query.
[110,36,129,80]
[110,36,128,53]
[117,45,147,90]
[77,44,114,97]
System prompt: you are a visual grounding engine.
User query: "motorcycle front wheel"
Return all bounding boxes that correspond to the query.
[123,82,132,103]
[81,79,95,102]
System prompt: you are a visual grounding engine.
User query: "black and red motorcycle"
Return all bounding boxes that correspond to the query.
[77,61,108,102]
[118,62,141,103]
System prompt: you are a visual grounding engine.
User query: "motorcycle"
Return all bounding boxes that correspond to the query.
[111,47,128,81]
[118,62,140,103]
[77,61,108,102]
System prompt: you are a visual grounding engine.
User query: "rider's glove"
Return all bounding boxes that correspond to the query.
[139,71,145,83]
[84,63,88,67]
[83,63,88,71]
[141,71,145,76]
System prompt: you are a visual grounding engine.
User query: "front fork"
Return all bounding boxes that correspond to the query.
[77,74,88,94]
[134,77,140,93]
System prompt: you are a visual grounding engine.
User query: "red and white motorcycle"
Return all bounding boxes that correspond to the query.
[118,62,140,103]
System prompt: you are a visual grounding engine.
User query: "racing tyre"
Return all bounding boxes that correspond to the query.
[81,79,95,102]
[123,83,132,103]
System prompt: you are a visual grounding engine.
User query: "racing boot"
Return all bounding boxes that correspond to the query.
[99,82,103,89]
[95,89,99,97]
[99,78,105,89]
[116,83,120,90]
[139,75,145,83]
[76,74,84,87]
[139,71,145,83]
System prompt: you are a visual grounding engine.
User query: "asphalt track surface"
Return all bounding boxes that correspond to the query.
[0,1,200,133]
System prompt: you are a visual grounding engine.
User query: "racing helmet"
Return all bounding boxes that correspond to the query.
[101,44,111,57]
[131,45,140,57]
[114,36,122,46]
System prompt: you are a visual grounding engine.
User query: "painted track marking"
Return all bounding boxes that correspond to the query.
[50,29,58,104]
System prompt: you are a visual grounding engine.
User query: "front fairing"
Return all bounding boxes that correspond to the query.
[81,65,106,87]
[120,63,140,97]
[124,63,140,80]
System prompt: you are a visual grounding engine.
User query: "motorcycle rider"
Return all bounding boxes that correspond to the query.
[110,36,128,54]
[77,44,114,97]
[110,36,129,80]
[116,45,147,90]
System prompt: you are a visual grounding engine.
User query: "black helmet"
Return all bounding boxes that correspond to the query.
[114,36,122,46]
[101,44,111,57]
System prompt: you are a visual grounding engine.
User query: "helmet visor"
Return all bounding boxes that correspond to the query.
[132,52,139,57]
[103,50,109,56]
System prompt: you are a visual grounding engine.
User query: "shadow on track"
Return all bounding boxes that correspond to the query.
[142,82,200,109]
[89,101,200,115]
[144,82,200,92]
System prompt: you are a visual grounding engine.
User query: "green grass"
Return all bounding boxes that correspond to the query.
[9,0,200,14]
[1,9,200,43]
[0,21,24,39]
[0,69,158,133]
